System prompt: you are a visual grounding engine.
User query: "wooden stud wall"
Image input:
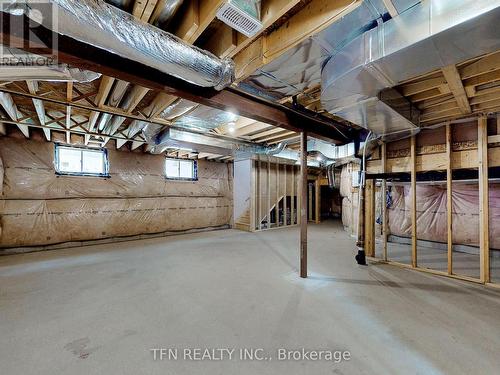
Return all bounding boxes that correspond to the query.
[365,117,498,286]
[251,157,300,232]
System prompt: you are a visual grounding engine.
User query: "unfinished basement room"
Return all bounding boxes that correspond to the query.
[1,0,500,374]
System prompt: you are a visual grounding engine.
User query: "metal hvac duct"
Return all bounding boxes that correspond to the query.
[152,0,184,29]
[0,47,101,82]
[4,0,234,90]
[321,0,500,141]
[141,122,293,158]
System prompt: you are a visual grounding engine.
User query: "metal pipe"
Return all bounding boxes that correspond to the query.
[4,0,234,90]
[355,131,373,265]
[300,131,308,278]
[152,0,184,29]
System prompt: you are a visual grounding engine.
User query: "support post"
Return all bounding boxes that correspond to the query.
[411,135,417,268]
[364,179,375,257]
[446,123,453,274]
[478,116,489,283]
[267,157,271,229]
[315,177,321,224]
[258,159,263,230]
[276,163,280,227]
[381,143,388,261]
[300,131,308,278]
[250,159,257,232]
[284,165,288,226]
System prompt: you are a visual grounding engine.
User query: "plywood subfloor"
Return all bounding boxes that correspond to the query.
[1,221,500,374]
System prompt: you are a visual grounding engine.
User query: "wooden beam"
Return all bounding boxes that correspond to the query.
[233,0,362,80]
[0,11,355,143]
[0,92,29,137]
[178,0,225,44]
[132,0,159,21]
[300,131,308,278]
[87,76,115,134]
[104,85,150,135]
[26,80,50,141]
[66,81,73,144]
[364,179,375,257]
[441,64,471,114]
[234,122,270,137]
[446,122,453,275]
[460,51,500,80]
[203,24,237,58]
[478,116,489,283]
[381,0,399,18]
[410,135,417,268]
[401,77,447,97]
[131,140,144,150]
[205,0,302,58]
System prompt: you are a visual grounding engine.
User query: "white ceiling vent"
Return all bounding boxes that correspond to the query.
[216,1,262,38]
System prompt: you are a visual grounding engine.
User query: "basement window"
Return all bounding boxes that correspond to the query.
[165,158,197,181]
[55,144,109,177]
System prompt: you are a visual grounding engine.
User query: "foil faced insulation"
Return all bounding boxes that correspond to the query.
[4,0,234,90]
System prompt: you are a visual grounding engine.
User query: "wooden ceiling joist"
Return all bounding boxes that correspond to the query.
[26,80,50,141]
[233,0,362,80]
[441,64,472,114]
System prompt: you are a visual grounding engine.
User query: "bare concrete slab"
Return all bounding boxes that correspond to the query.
[1,221,500,374]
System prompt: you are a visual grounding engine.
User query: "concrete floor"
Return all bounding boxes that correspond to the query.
[1,221,500,375]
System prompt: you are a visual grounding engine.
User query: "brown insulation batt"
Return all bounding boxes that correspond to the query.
[0,137,233,248]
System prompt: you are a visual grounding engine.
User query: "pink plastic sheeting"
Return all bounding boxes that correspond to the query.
[388,184,500,249]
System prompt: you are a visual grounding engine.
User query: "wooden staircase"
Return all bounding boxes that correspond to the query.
[234,208,251,231]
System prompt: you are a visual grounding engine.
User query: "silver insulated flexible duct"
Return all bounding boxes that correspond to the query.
[4,0,234,90]
[321,0,500,140]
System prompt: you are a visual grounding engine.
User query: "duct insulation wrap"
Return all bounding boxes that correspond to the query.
[2,0,234,90]
[239,0,387,100]
[0,47,101,82]
[153,0,184,29]
[321,0,500,140]
[142,123,288,158]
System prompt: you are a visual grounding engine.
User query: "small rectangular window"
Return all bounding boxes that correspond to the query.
[55,144,109,177]
[165,158,197,181]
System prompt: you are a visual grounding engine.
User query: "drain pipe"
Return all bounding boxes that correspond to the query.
[355,131,373,265]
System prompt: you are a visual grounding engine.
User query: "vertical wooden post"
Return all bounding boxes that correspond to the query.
[364,179,375,257]
[250,159,257,232]
[258,159,263,230]
[300,131,308,278]
[478,116,489,283]
[267,157,271,229]
[308,182,313,221]
[315,177,321,224]
[276,163,280,227]
[411,135,417,268]
[446,123,453,274]
[284,165,288,226]
[381,143,388,261]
